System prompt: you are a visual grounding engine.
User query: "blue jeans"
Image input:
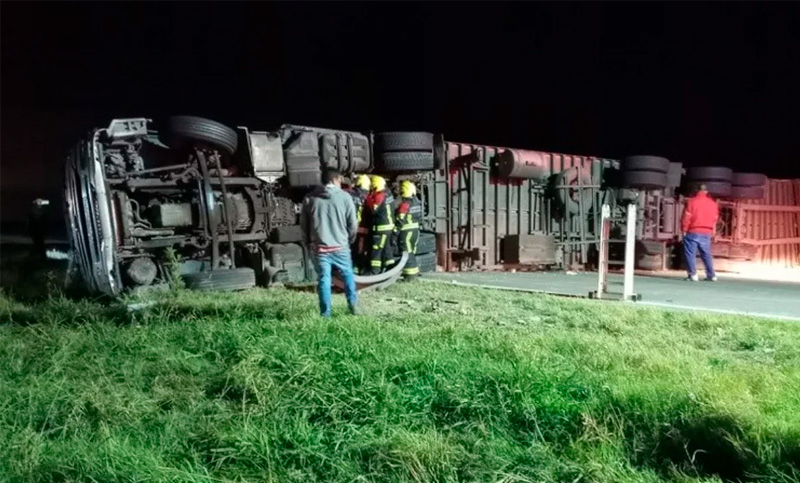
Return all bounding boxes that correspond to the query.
[683,233,716,278]
[315,249,358,317]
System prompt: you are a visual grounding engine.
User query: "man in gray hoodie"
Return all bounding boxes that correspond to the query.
[300,168,359,317]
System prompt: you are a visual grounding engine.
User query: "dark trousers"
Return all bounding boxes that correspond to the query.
[399,229,419,277]
[369,232,395,274]
[683,233,716,278]
[351,233,369,274]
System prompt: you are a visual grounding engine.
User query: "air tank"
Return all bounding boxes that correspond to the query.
[496,149,548,180]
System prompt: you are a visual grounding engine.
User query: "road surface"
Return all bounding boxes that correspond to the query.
[424,271,800,321]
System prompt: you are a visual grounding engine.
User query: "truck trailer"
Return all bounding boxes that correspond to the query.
[63,116,800,296]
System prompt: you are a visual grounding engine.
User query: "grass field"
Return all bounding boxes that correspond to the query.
[0,276,799,482]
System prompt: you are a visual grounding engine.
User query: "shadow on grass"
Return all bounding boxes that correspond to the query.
[143,296,302,324]
[1,253,124,323]
[0,297,133,327]
[654,413,757,480]
[0,256,73,302]
[613,396,800,482]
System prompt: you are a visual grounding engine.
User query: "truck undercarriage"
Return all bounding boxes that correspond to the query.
[64,117,433,295]
[64,116,799,296]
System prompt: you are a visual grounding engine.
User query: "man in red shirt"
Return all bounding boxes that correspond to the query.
[681,184,719,281]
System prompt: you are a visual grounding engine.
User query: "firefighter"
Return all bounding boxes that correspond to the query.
[364,175,395,274]
[395,180,421,279]
[350,174,371,273]
[350,174,371,224]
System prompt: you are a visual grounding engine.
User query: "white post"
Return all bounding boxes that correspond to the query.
[596,204,610,298]
[623,202,637,301]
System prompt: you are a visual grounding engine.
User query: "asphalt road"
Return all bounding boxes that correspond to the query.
[424,271,800,321]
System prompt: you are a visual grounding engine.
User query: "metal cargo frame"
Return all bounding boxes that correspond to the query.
[421,142,620,271]
[716,179,800,268]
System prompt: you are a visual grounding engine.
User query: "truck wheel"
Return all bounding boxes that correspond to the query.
[433,133,446,170]
[374,132,434,152]
[417,252,437,273]
[621,171,669,190]
[182,267,256,291]
[416,231,436,255]
[667,162,684,187]
[161,116,239,155]
[732,173,767,187]
[684,181,732,198]
[686,167,733,183]
[729,186,765,200]
[623,156,670,173]
[636,254,663,271]
[636,240,664,256]
[377,151,435,171]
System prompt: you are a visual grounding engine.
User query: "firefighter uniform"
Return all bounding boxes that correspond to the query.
[351,174,370,226]
[396,181,421,278]
[365,176,396,274]
[350,175,370,273]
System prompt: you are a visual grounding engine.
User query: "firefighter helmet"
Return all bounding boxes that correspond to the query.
[371,175,386,192]
[355,174,370,190]
[400,180,417,198]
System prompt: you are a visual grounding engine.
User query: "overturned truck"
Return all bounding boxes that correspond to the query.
[64,116,800,296]
[64,116,439,295]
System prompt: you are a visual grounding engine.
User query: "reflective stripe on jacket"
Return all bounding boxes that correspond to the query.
[396,197,421,231]
[350,187,367,225]
[365,190,395,232]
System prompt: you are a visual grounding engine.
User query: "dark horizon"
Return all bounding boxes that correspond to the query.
[2,2,800,223]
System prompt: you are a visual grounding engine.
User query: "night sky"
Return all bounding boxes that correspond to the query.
[2,2,800,224]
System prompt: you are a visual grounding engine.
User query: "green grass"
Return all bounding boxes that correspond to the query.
[0,279,799,483]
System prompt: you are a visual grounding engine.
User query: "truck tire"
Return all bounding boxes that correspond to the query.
[685,181,732,198]
[636,254,663,271]
[732,173,767,187]
[622,171,669,190]
[667,162,684,188]
[416,231,436,255]
[434,133,446,170]
[636,240,664,256]
[374,132,434,152]
[729,186,766,200]
[161,116,239,155]
[686,167,733,183]
[182,267,256,291]
[623,156,670,173]
[377,151,435,171]
[417,252,437,273]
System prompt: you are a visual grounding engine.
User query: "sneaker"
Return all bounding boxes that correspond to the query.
[705,276,718,282]
[686,274,699,282]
